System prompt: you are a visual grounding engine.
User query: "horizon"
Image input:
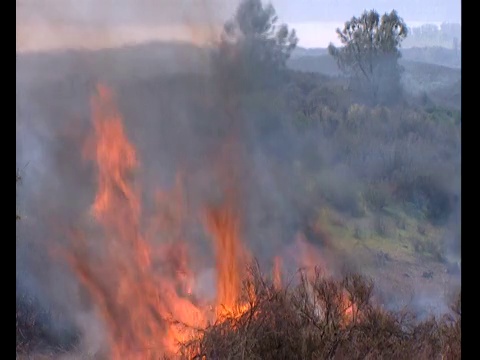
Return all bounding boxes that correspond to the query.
[16,19,458,54]
[16,0,460,53]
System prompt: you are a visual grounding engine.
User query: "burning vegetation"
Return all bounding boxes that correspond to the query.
[45,83,456,359]
[16,71,462,358]
[17,1,461,359]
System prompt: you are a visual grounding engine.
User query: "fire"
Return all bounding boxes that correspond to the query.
[273,256,282,290]
[69,83,206,359]
[66,82,357,358]
[205,201,243,316]
[289,233,328,280]
[203,135,251,318]
[341,295,356,327]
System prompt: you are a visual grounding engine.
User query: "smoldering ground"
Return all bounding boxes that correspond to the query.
[17,0,460,356]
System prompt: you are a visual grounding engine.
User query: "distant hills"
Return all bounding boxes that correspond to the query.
[16,42,213,85]
[17,41,460,109]
[290,46,460,69]
[288,47,460,108]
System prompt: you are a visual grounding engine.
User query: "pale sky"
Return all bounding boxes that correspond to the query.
[16,0,460,52]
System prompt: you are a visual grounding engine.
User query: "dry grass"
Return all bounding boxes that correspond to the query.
[179,263,460,360]
[16,263,460,359]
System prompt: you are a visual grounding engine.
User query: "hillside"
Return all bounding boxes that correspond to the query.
[17,39,461,358]
[287,50,461,109]
[16,41,212,86]
[18,42,460,103]
[291,46,461,69]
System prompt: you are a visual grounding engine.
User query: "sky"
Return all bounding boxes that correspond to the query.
[16,0,461,52]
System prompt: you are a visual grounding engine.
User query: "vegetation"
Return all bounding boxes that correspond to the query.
[180,264,460,360]
[215,0,298,91]
[403,23,461,49]
[16,0,460,358]
[328,10,408,105]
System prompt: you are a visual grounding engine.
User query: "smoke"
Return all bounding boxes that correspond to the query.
[16,0,239,52]
[16,0,460,356]
[16,1,242,354]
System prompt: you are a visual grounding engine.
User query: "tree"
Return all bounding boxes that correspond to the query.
[328,10,408,105]
[214,0,298,91]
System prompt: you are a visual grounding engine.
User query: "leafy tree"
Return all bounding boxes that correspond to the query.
[328,10,408,105]
[214,0,298,91]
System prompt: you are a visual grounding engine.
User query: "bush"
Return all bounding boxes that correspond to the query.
[410,237,445,262]
[373,215,395,238]
[180,264,460,360]
[16,291,78,355]
[363,183,391,212]
[318,168,365,217]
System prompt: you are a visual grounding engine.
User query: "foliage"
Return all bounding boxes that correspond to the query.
[328,10,408,105]
[214,0,298,91]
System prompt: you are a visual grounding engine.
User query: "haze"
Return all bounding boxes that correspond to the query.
[16,0,460,52]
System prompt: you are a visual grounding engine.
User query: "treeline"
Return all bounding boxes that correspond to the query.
[403,23,461,49]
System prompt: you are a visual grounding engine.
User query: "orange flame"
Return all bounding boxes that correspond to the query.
[66,83,357,359]
[203,137,250,317]
[205,201,243,315]
[273,256,282,290]
[69,83,206,359]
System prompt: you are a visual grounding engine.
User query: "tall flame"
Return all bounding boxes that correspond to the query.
[65,82,355,359]
[69,83,205,359]
[273,256,282,290]
[205,200,242,314]
[204,137,249,316]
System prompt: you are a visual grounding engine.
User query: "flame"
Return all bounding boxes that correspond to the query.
[66,83,357,359]
[273,256,282,290]
[341,294,357,327]
[288,233,328,280]
[205,201,243,316]
[69,83,206,359]
[203,136,251,318]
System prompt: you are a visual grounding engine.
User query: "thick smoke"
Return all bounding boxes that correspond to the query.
[17,0,460,356]
[16,1,242,354]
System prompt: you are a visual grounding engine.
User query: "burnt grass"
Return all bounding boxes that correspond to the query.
[177,264,460,360]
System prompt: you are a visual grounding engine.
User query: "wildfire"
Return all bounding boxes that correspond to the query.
[273,256,282,290]
[205,200,244,316]
[69,83,207,359]
[65,82,359,359]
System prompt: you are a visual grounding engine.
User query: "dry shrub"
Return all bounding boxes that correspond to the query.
[181,263,305,360]
[16,283,79,356]
[180,264,460,360]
